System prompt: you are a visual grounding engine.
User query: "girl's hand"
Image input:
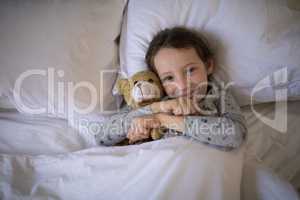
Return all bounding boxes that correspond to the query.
[156,113,184,132]
[127,113,184,144]
[127,115,161,144]
[150,97,198,116]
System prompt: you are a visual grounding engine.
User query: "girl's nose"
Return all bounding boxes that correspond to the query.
[177,75,187,90]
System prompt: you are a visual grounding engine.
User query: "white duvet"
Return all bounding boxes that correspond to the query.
[0,111,298,200]
[0,138,244,200]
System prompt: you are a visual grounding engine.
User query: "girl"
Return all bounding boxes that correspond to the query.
[96,27,247,149]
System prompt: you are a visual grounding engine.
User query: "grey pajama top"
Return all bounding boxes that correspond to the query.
[95,76,247,149]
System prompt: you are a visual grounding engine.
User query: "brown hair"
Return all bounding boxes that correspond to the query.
[145,26,213,71]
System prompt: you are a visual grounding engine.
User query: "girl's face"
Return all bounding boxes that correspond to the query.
[153,47,214,98]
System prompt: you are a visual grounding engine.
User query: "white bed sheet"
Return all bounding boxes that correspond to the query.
[0,109,298,200]
[0,136,243,200]
[0,111,96,155]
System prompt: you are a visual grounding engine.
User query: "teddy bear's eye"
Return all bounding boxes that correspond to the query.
[133,81,138,85]
[148,78,154,83]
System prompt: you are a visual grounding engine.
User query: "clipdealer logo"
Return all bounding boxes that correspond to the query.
[250,67,288,133]
[12,67,289,133]
[13,68,119,125]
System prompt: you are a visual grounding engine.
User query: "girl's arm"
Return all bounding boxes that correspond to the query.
[95,106,153,146]
[183,114,246,149]
[158,91,247,149]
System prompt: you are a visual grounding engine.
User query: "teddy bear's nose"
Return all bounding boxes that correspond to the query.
[136,82,142,87]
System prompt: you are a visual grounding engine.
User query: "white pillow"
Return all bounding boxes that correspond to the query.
[0,0,127,122]
[119,0,300,105]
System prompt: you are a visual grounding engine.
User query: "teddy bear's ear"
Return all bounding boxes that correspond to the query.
[116,79,129,95]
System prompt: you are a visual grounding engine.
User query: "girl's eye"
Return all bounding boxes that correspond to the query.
[162,76,174,82]
[186,67,196,74]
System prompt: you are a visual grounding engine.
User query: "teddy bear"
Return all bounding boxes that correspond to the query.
[116,70,165,141]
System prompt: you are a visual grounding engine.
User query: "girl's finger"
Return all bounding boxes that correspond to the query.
[127,129,133,139]
[173,106,182,115]
[128,133,139,144]
[129,132,148,144]
[182,103,190,115]
[144,118,161,129]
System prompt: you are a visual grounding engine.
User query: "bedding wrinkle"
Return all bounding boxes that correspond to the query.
[119,149,175,194]
[146,147,189,200]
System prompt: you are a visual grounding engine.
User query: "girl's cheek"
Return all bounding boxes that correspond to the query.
[163,85,175,97]
[191,76,208,93]
[192,73,207,85]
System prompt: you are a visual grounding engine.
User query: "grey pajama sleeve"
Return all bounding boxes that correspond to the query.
[95,105,153,146]
[183,86,247,149]
[184,115,246,148]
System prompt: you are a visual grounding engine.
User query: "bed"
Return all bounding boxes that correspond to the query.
[0,0,300,199]
[0,104,299,199]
